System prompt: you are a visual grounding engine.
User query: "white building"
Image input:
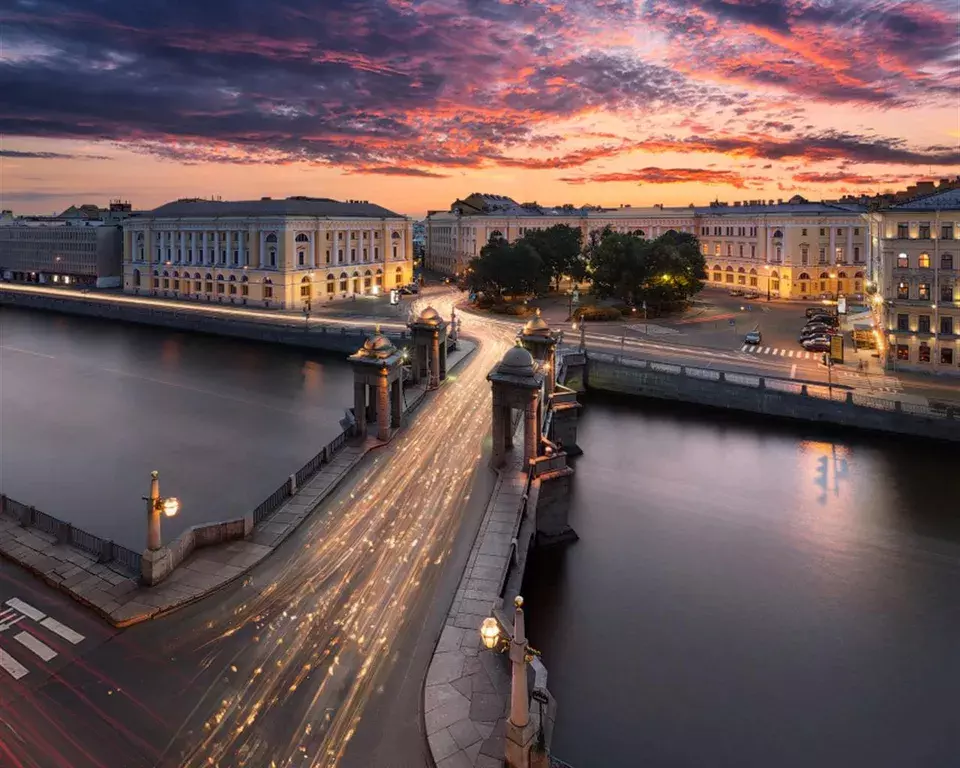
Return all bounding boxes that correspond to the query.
[122,197,413,309]
[871,188,960,375]
[425,193,870,300]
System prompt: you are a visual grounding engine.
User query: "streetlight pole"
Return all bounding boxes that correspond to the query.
[764,265,771,302]
[143,470,180,552]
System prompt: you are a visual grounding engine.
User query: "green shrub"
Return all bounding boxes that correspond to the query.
[574,306,622,321]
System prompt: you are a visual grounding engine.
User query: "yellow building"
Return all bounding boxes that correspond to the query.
[871,188,960,375]
[122,197,413,309]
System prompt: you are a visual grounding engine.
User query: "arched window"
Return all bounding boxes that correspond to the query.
[295,233,309,243]
[798,272,810,280]
[298,248,305,267]
[327,273,335,293]
[770,271,779,279]
[162,270,170,289]
[133,269,141,287]
[773,229,783,238]
[300,275,312,299]
[216,274,225,294]
[725,266,734,271]
[919,252,931,268]
[228,274,237,295]
[240,275,249,297]
[391,231,402,239]
[395,266,403,286]
[634,229,646,237]
[375,268,383,287]
[749,268,758,275]
[195,273,203,292]
[265,233,278,243]
[713,265,722,272]
[152,269,160,289]
[738,267,746,273]
[489,230,503,243]
[339,272,348,292]
[819,272,829,279]
[263,277,274,300]
[854,271,864,278]
[363,269,372,290]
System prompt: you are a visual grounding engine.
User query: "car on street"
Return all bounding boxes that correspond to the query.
[801,337,832,352]
[806,314,839,327]
[801,321,838,334]
[744,291,760,299]
[744,330,762,345]
[799,326,837,340]
[806,306,837,318]
[728,289,744,297]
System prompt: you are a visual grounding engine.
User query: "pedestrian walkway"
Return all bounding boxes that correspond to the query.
[424,438,529,768]
[0,597,87,681]
[741,345,823,359]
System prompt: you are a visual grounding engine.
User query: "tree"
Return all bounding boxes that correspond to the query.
[587,229,706,309]
[518,224,584,291]
[466,239,547,298]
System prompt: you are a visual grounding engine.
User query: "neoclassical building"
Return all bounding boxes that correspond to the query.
[870,188,960,375]
[122,197,413,309]
[425,193,870,301]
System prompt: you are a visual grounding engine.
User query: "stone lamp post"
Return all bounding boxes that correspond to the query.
[141,470,180,585]
[348,327,404,442]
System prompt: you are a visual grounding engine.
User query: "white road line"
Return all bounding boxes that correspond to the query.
[763,347,770,354]
[40,618,84,645]
[0,650,29,680]
[770,348,778,355]
[740,344,748,352]
[779,349,786,356]
[5,599,45,622]
[790,364,797,379]
[788,350,794,357]
[0,615,25,633]
[14,632,56,662]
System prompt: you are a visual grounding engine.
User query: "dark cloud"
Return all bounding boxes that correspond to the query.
[344,166,450,177]
[0,149,110,160]
[560,167,758,188]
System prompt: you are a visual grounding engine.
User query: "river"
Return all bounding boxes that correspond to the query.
[0,307,354,549]
[523,395,960,768]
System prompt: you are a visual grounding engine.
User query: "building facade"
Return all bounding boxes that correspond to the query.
[122,197,413,309]
[0,220,123,287]
[425,193,870,301]
[871,188,960,375]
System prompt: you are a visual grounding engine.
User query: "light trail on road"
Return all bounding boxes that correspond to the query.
[166,293,510,768]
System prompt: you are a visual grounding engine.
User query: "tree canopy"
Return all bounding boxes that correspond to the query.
[517,224,585,290]
[465,237,548,298]
[587,228,706,307]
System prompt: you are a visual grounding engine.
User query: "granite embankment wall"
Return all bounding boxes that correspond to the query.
[581,351,960,442]
[0,288,406,353]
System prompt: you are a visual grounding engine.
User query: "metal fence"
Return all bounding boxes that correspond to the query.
[252,427,352,526]
[0,494,142,575]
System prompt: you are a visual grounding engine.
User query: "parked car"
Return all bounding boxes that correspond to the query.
[729,289,744,297]
[802,321,838,334]
[744,291,760,299]
[744,330,762,345]
[806,314,839,327]
[806,306,837,318]
[801,337,832,352]
[799,326,837,340]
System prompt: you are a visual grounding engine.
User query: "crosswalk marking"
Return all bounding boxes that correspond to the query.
[0,608,25,633]
[40,618,84,645]
[5,599,45,622]
[0,650,29,680]
[14,631,56,662]
[742,347,817,360]
[788,350,794,357]
[763,347,770,354]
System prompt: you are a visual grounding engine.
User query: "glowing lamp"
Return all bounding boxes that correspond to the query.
[161,497,180,517]
[480,617,501,650]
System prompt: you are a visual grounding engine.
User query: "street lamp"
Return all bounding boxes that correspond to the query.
[829,272,838,302]
[142,470,180,551]
[479,596,543,768]
[764,265,771,301]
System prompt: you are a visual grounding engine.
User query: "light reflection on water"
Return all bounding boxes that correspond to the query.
[523,395,960,768]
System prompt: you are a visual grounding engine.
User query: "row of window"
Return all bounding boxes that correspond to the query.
[133,267,403,296]
[895,344,955,365]
[895,314,956,334]
[895,282,956,302]
[699,226,861,238]
[140,231,403,243]
[895,253,954,269]
[895,224,954,240]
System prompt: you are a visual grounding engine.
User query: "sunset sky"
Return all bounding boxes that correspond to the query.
[2,0,958,218]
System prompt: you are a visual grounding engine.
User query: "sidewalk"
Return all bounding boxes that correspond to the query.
[0,340,477,627]
[424,437,530,767]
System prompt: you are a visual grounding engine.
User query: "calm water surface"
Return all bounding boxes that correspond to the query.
[523,395,960,768]
[0,307,354,549]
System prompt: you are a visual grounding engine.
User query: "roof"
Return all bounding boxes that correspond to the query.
[892,188,960,211]
[693,202,865,216]
[145,196,404,219]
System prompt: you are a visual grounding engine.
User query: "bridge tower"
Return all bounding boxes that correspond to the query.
[519,308,558,399]
[487,344,544,469]
[409,306,448,389]
[348,327,404,442]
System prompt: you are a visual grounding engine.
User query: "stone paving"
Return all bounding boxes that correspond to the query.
[425,445,529,768]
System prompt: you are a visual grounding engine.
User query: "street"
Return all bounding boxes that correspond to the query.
[0,289,509,768]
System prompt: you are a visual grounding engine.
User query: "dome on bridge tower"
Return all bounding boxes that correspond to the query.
[522,308,551,337]
[358,326,397,360]
[497,344,535,377]
[416,306,442,326]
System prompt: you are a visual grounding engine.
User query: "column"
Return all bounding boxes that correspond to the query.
[829,227,836,264]
[429,331,440,389]
[249,226,259,268]
[310,233,317,268]
[765,227,773,264]
[123,228,133,264]
[354,381,367,437]
[491,398,506,469]
[846,226,853,265]
[391,378,402,428]
[259,231,266,268]
[189,231,195,265]
[377,371,390,441]
[238,230,245,266]
[523,397,538,466]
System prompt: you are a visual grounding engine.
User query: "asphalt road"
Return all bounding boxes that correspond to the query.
[0,289,508,768]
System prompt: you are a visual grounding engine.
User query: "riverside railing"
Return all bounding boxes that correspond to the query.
[562,346,959,421]
[0,495,143,575]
